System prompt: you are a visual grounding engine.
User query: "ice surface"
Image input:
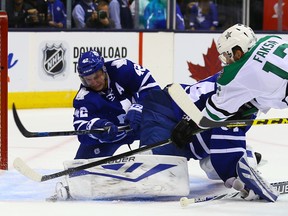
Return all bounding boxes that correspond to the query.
[1,108,287,216]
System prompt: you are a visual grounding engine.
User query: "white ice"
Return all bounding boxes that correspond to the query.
[0,108,287,216]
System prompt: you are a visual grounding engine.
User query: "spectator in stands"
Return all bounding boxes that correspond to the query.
[143,0,167,30]
[86,0,115,28]
[176,0,185,30]
[132,0,182,30]
[130,0,149,29]
[47,0,67,28]
[72,0,97,28]
[108,0,134,29]
[25,0,48,27]
[187,0,218,30]
[6,0,40,28]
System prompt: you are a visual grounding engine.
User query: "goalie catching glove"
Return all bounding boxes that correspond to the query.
[171,119,203,148]
[124,103,143,132]
[87,118,118,142]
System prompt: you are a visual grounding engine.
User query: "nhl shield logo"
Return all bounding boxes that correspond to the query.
[43,44,65,76]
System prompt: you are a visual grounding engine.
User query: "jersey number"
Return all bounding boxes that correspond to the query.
[262,43,288,79]
[134,64,146,76]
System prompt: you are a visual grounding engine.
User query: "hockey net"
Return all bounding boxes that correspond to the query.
[0,11,8,170]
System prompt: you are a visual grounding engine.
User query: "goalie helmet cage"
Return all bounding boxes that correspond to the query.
[0,11,8,170]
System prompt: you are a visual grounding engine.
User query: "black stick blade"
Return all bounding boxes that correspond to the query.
[12,103,130,138]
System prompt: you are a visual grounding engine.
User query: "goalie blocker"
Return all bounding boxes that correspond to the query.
[54,154,189,200]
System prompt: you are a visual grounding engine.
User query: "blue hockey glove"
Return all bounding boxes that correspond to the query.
[87,118,118,142]
[124,103,143,132]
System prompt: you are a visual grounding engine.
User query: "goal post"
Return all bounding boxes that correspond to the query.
[0,11,8,170]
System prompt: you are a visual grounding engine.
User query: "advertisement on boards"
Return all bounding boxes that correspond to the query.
[8,32,139,93]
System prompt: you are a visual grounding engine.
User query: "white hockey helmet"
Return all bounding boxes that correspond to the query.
[217,23,257,64]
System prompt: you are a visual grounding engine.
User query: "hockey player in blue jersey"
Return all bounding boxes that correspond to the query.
[140,72,279,202]
[73,50,160,159]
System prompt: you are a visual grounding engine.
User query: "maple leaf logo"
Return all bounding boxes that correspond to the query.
[187,39,222,81]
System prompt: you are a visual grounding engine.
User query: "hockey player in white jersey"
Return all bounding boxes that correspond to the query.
[204,23,288,121]
[201,23,286,201]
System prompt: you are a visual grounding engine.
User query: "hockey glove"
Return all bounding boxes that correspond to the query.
[87,118,118,142]
[124,103,143,132]
[229,102,258,121]
[171,119,203,149]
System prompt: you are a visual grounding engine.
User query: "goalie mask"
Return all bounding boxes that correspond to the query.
[217,24,257,65]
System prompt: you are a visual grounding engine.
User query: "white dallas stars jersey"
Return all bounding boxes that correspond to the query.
[204,35,288,121]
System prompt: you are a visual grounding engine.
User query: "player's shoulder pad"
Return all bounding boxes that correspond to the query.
[105,59,136,78]
[105,59,134,70]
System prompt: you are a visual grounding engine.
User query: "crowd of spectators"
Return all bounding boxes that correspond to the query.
[3,0,266,31]
[6,0,66,28]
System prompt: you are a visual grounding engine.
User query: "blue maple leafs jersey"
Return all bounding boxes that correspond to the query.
[170,72,219,121]
[141,72,255,182]
[73,58,160,148]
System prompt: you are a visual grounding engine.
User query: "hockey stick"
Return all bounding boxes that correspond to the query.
[12,103,131,138]
[168,84,288,128]
[179,180,288,206]
[13,138,172,182]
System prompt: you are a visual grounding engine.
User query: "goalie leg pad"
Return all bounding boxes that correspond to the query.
[236,154,279,202]
[246,144,258,168]
[63,155,190,200]
[200,146,262,182]
[199,156,221,180]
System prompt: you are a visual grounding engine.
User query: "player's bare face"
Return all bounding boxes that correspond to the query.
[83,70,106,91]
[233,50,244,61]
